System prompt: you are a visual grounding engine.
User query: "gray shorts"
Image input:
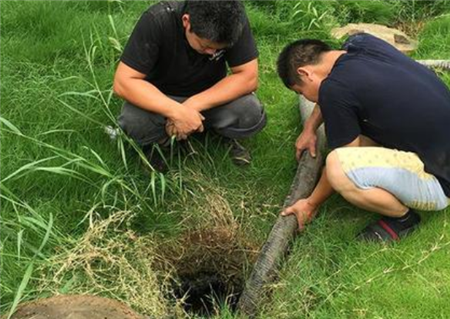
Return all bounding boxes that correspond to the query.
[118,93,267,146]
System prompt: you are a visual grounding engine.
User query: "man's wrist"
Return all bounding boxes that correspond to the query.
[303,120,317,134]
[306,197,320,209]
[165,103,183,120]
[183,97,204,112]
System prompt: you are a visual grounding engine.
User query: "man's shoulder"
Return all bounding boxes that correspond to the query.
[320,76,350,98]
[141,1,181,24]
[322,64,357,93]
[323,52,371,93]
[342,33,387,50]
[319,73,360,110]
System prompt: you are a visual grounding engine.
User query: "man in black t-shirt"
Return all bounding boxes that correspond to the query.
[277,34,450,242]
[113,0,266,172]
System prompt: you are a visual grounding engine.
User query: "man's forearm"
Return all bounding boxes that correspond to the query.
[185,70,257,112]
[114,78,181,118]
[304,104,324,132]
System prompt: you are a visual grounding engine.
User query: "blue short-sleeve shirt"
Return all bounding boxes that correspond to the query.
[318,33,450,196]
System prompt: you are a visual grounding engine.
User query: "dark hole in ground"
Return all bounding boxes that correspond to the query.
[156,228,258,317]
[174,271,243,317]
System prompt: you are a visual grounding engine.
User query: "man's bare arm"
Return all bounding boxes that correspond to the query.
[282,136,361,228]
[295,104,324,159]
[113,62,182,116]
[182,59,258,112]
[113,62,204,137]
[304,104,323,132]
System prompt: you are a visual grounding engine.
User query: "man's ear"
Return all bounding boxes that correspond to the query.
[296,67,313,82]
[182,14,190,30]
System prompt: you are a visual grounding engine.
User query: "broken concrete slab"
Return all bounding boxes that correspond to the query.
[332,23,418,53]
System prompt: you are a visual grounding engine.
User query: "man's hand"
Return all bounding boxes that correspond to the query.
[167,105,205,140]
[281,198,319,230]
[295,129,317,161]
[165,120,179,139]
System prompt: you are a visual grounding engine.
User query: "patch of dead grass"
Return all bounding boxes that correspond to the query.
[36,210,184,318]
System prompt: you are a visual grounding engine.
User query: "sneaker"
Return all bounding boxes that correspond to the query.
[226,139,251,166]
[356,210,421,242]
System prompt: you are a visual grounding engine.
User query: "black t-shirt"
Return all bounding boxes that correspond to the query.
[318,33,450,196]
[120,1,258,97]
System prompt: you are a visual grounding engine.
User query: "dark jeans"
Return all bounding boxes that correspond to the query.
[118,93,267,146]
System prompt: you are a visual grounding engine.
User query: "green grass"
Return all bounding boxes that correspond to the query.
[1,1,450,318]
[261,197,450,318]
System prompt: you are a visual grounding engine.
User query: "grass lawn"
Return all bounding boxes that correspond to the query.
[1,1,450,318]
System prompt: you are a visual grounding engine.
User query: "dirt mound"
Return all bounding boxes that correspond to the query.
[7,295,144,319]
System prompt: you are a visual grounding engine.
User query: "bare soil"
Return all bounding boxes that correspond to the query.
[7,295,144,319]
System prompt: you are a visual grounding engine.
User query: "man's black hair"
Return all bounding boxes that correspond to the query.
[277,39,332,88]
[184,0,245,46]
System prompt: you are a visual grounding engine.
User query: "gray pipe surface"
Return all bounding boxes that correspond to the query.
[417,59,450,70]
[237,97,325,317]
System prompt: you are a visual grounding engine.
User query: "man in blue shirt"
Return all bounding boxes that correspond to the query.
[277,34,450,241]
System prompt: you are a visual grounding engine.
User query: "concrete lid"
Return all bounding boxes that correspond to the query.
[331,23,417,53]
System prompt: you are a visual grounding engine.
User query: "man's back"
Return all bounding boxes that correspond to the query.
[319,33,450,196]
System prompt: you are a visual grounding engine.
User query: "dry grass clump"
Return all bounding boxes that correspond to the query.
[36,210,184,318]
[31,170,261,318]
